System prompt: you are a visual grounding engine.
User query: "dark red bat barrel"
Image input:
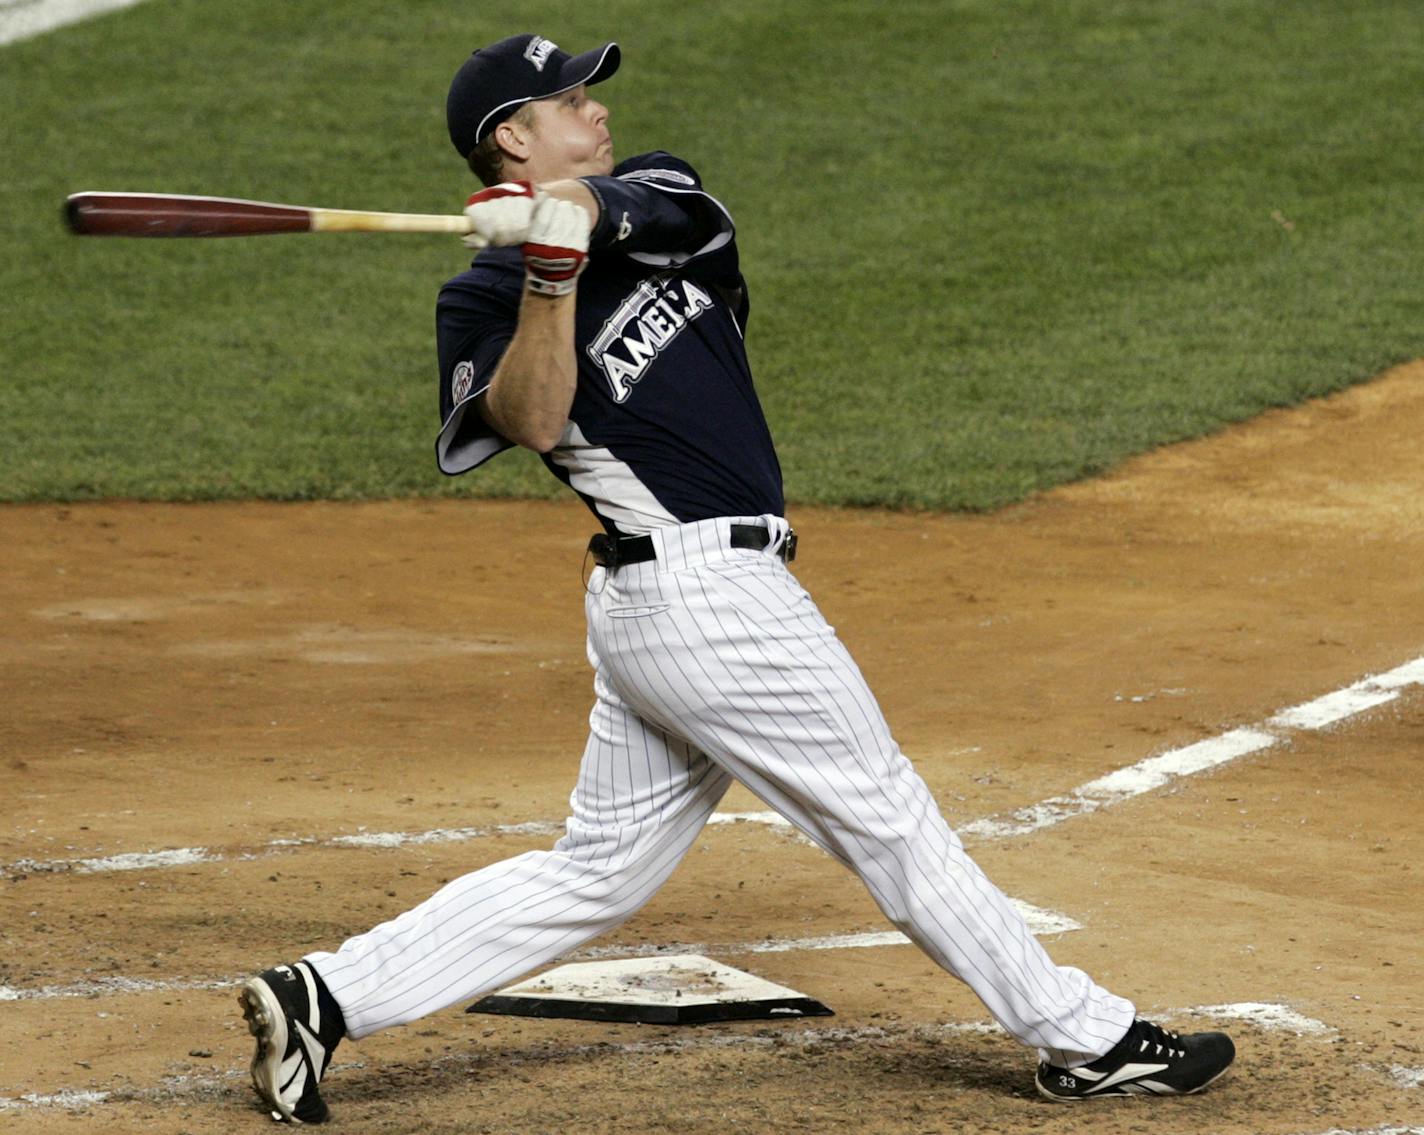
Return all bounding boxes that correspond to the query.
[64,193,314,237]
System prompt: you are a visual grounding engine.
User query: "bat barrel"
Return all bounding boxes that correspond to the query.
[65,193,314,237]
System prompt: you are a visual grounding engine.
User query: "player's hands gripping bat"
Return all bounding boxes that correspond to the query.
[522,196,591,297]
[461,181,538,250]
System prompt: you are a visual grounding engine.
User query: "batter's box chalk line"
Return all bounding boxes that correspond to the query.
[1309,1129,1424,1135]
[6,651,1422,880]
[1,817,779,878]
[1179,1002,1334,1036]
[960,652,1424,841]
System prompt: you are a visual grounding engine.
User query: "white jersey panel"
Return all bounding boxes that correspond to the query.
[548,421,680,533]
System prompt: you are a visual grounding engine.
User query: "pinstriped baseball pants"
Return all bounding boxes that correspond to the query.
[309,516,1135,1067]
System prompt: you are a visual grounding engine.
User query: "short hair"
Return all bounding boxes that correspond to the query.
[466,102,538,186]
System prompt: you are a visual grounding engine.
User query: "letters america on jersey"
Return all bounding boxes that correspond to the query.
[435,153,784,536]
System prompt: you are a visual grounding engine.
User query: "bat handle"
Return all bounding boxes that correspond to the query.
[308,209,474,234]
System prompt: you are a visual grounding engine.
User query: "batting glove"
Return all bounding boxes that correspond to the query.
[461,181,537,250]
[522,196,592,297]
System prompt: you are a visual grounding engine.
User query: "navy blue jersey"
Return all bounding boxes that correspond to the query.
[435,152,784,535]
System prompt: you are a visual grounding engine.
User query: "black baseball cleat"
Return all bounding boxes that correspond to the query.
[239,961,344,1124]
[1035,1018,1235,1101]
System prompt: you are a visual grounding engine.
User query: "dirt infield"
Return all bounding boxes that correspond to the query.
[4,362,1423,1134]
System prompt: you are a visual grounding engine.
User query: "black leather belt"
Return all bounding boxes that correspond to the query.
[588,524,797,570]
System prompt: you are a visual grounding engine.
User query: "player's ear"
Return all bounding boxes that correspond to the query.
[494,116,534,165]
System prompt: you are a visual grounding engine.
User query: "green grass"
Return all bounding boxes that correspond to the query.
[2,0,1420,507]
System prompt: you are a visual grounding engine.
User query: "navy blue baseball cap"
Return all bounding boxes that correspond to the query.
[447,34,620,158]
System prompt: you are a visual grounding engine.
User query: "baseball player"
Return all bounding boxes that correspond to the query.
[239,33,1236,1123]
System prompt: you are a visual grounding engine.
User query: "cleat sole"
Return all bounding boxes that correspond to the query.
[240,979,301,1124]
[1036,1062,1233,1103]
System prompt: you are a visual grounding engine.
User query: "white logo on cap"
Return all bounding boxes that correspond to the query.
[523,37,557,72]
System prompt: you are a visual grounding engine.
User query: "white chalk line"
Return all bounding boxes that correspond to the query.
[0,813,809,880]
[0,1003,1381,1116]
[12,652,1420,879]
[0,0,147,46]
[1308,1129,1424,1135]
[0,974,243,1002]
[1,1088,113,1112]
[1182,1002,1334,1036]
[0,820,569,880]
[960,654,1424,840]
[1,814,802,879]
[574,899,1082,959]
[0,904,1078,1003]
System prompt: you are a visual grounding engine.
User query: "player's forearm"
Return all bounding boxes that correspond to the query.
[481,290,578,453]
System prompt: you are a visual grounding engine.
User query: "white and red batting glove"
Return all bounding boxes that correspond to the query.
[461,180,537,250]
[522,196,592,297]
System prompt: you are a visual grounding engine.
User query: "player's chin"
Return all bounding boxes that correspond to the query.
[570,151,614,178]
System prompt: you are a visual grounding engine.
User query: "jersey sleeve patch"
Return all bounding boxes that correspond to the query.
[451,360,477,404]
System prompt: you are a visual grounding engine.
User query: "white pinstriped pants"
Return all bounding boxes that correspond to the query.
[309,516,1134,1066]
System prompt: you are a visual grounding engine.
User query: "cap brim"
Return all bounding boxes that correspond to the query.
[556,42,620,92]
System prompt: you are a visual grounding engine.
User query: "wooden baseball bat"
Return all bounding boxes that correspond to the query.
[64,192,473,238]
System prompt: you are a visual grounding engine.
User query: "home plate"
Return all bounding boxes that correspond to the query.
[466,954,834,1025]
